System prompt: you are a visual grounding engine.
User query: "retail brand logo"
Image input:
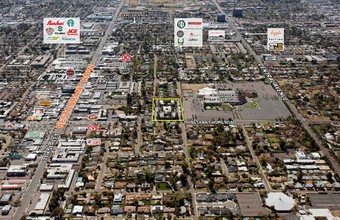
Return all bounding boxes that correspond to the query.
[177,20,186,29]
[67,29,78,35]
[270,29,283,36]
[47,20,64,25]
[44,18,80,44]
[88,125,99,131]
[122,53,131,62]
[67,19,75,27]
[88,114,99,121]
[45,27,54,35]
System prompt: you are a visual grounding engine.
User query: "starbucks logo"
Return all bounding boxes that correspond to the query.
[67,19,75,27]
[58,26,63,31]
[177,20,186,29]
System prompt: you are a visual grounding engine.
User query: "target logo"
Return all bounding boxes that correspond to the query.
[122,53,131,62]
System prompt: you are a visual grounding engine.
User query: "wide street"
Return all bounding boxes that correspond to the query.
[90,0,124,66]
[177,81,199,219]
[95,141,109,191]
[13,160,47,219]
[242,126,272,192]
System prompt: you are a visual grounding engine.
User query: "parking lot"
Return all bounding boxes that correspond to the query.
[236,192,270,217]
[235,82,291,120]
[308,193,340,210]
[182,82,291,122]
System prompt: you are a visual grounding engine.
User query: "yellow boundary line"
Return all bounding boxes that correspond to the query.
[152,97,184,122]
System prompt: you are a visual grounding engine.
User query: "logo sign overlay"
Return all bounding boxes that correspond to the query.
[66,68,75,77]
[122,53,131,62]
[87,125,99,131]
[174,18,203,47]
[44,18,80,44]
[6,122,14,130]
[34,108,44,115]
[208,30,225,42]
[86,138,101,146]
[87,114,99,121]
[267,28,284,51]
[39,100,52,107]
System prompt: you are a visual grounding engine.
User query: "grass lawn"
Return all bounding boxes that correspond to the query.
[245,101,260,109]
[268,137,280,143]
[156,182,171,190]
[222,103,233,110]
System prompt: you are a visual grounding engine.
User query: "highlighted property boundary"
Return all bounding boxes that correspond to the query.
[152,97,184,122]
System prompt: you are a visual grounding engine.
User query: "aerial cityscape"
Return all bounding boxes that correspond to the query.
[0,0,339,219]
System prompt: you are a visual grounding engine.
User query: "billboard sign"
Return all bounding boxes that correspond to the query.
[86,138,101,146]
[174,18,203,47]
[267,28,284,51]
[44,18,80,44]
[208,30,225,42]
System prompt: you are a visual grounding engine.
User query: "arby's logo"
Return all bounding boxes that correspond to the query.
[47,20,65,25]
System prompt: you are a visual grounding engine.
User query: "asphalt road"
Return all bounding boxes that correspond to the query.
[135,116,142,156]
[242,126,272,192]
[178,82,198,219]
[153,55,158,97]
[13,160,47,219]
[95,141,109,191]
[90,0,124,66]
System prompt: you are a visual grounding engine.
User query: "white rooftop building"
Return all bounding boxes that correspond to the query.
[34,193,51,214]
[265,192,295,212]
[197,87,218,97]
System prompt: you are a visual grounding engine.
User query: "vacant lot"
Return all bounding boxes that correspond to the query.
[236,192,270,217]
[182,83,208,93]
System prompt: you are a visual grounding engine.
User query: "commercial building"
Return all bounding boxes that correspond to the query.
[198,87,244,106]
[51,150,80,163]
[0,194,12,205]
[6,165,27,177]
[58,169,76,190]
[217,14,226,22]
[233,9,243,18]
[265,192,295,212]
[25,153,37,161]
[34,193,51,214]
[1,184,22,190]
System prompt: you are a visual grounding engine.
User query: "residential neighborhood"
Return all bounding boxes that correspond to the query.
[0,0,339,219]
